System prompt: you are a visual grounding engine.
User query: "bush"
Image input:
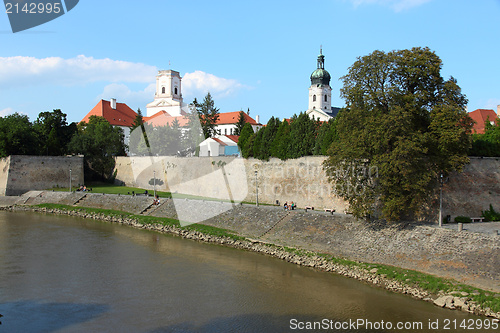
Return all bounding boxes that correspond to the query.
[454,216,472,223]
[482,204,500,222]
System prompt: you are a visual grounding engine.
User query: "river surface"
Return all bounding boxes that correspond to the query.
[0,211,489,332]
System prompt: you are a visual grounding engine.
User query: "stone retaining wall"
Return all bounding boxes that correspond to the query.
[0,155,84,196]
[114,156,500,221]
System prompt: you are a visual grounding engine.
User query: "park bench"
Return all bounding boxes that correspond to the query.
[324,208,335,214]
[471,217,485,223]
[305,206,314,211]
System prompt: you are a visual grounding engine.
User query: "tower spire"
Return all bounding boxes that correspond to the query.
[317,46,325,69]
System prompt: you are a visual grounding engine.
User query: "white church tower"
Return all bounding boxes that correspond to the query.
[146,70,185,117]
[307,48,334,121]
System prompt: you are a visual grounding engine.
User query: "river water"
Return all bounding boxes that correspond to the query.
[0,211,490,332]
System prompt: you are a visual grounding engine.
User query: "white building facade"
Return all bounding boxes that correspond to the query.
[146,70,188,117]
[306,49,339,121]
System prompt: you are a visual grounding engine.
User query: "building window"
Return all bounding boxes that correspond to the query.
[174,87,178,95]
[224,128,227,135]
[313,95,316,102]
[324,95,327,102]
[162,87,165,94]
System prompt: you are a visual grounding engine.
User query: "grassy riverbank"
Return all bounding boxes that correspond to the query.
[32,203,500,314]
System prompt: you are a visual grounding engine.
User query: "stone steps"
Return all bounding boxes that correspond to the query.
[259,211,297,238]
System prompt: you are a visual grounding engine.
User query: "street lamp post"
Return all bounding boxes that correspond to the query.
[153,170,156,198]
[69,169,72,193]
[255,170,259,207]
[438,173,443,227]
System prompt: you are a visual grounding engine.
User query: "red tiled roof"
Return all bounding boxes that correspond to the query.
[216,111,259,125]
[212,138,227,146]
[143,111,190,127]
[81,99,137,127]
[225,135,239,143]
[469,109,498,134]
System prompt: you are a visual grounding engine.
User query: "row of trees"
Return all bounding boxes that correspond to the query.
[0,110,127,180]
[238,113,337,160]
[0,110,76,158]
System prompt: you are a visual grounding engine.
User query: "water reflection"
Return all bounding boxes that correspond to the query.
[0,301,108,332]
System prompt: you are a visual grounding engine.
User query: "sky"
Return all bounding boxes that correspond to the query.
[1,0,499,124]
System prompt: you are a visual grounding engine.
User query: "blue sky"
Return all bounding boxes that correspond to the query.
[1,0,499,124]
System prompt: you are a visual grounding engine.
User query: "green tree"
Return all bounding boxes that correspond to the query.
[238,122,255,156]
[324,47,472,221]
[234,111,246,136]
[288,112,316,158]
[184,102,205,156]
[196,92,220,139]
[314,118,338,155]
[469,118,500,157]
[68,116,126,180]
[131,108,144,131]
[270,119,291,160]
[34,109,76,155]
[0,113,38,157]
[258,116,281,160]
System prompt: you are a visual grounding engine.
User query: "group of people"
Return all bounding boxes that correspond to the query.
[153,195,161,205]
[76,185,90,192]
[283,201,296,210]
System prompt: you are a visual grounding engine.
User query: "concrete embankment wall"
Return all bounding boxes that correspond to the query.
[3,190,499,292]
[114,156,500,220]
[0,155,84,196]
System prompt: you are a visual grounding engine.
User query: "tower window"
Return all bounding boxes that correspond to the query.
[174,87,178,95]
[313,95,316,102]
[162,87,165,94]
[324,95,328,102]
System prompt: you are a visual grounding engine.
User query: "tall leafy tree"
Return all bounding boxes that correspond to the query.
[34,109,76,155]
[324,47,472,221]
[196,92,220,139]
[68,116,126,180]
[0,113,38,157]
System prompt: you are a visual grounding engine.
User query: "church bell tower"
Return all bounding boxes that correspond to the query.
[307,48,332,120]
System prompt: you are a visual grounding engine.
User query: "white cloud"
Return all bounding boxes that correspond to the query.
[95,70,247,111]
[182,70,247,98]
[0,55,157,88]
[97,83,155,103]
[0,107,14,116]
[349,0,432,12]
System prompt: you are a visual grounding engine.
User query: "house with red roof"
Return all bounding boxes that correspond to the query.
[80,98,138,144]
[214,111,262,135]
[468,108,499,134]
[199,135,240,157]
